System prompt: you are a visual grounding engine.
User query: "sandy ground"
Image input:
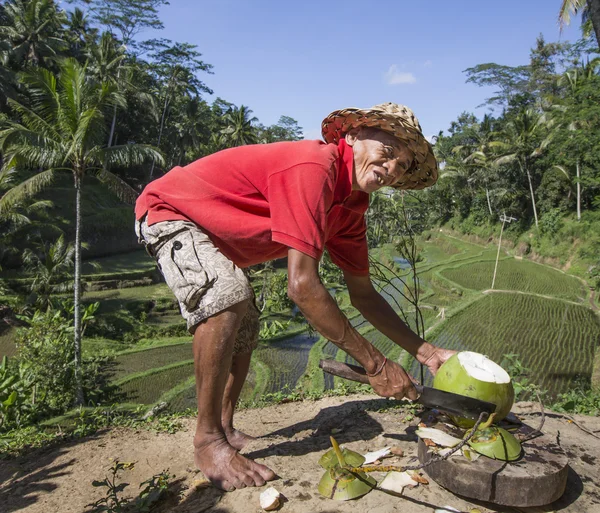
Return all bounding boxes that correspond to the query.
[1,394,600,513]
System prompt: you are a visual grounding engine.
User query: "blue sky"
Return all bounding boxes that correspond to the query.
[155,0,583,141]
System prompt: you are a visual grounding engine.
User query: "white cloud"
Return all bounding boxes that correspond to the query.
[423,60,432,68]
[425,134,436,143]
[384,65,416,85]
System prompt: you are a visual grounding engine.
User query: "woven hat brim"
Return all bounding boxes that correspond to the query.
[321,107,438,190]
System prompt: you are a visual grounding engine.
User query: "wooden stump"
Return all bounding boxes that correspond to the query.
[417,421,569,507]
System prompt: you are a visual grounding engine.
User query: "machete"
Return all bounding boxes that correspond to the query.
[319,359,496,420]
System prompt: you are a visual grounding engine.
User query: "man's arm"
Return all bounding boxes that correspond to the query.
[344,271,455,375]
[287,249,417,400]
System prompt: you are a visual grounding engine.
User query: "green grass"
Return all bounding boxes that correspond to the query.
[440,258,587,302]
[84,283,173,301]
[118,361,194,405]
[82,250,155,276]
[428,293,600,397]
[111,342,192,381]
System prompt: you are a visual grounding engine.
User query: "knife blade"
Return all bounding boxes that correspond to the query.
[319,359,496,420]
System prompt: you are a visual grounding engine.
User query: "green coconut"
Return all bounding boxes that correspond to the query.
[466,426,522,461]
[319,447,365,469]
[317,436,376,501]
[432,351,514,428]
[317,466,376,500]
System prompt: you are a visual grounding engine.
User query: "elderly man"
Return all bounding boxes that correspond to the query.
[135,103,453,491]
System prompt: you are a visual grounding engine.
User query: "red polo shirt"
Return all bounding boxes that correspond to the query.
[135,139,370,275]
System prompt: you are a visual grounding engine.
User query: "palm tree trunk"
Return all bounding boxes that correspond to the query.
[107,104,118,148]
[486,186,493,216]
[522,161,539,229]
[576,158,581,221]
[107,67,122,148]
[148,89,171,181]
[73,173,84,406]
[587,0,600,47]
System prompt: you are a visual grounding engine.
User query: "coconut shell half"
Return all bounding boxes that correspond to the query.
[467,426,522,461]
[318,466,376,500]
[319,447,365,469]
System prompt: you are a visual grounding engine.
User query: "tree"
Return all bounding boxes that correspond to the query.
[23,234,75,309]
[70,0,168,53]
[559,0,600,47]
[551,59,600,219]
[147,41,213,179]
[495,108,552,229]
[0,0,67,68]
[0,58,163,404]
[220,105,258,147]
[86,31,127,147]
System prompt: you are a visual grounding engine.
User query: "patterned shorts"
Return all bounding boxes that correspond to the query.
[135,219,260,354]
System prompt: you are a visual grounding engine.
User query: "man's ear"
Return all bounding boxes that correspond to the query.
[345,127,361,146]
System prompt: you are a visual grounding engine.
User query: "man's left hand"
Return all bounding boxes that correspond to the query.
[417,344,456,376]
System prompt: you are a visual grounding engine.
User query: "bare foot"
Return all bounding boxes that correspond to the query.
[194,433,275,491]
[224,427,255,451]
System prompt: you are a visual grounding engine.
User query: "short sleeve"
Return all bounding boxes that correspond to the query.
[325,210,369,276]
[269,163,336,259]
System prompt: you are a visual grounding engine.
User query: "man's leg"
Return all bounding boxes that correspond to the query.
[192,299,275,491]
[221,299,260,450]
[221,351,254,450]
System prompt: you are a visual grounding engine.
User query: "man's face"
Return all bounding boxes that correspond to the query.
[345,127,414,193]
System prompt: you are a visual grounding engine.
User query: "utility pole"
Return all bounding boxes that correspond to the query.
[491,213,516,290]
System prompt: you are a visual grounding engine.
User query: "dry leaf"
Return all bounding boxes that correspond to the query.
[408,471,429,485]
[390,446,404,457]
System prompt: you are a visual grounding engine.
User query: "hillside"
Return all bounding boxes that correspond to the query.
[1,394,599,513]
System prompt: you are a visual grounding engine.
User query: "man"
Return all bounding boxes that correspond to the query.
[135,102,454,491]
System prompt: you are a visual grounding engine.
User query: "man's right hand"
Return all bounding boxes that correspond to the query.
[368,359,418,401]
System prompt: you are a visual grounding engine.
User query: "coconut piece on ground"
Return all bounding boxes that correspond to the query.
[415,427,462,447]
[362,447,391,464]
[260,487,281,511]
[433,351,515,427]
[379,471,419,494]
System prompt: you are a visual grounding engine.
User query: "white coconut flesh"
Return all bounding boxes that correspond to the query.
[457,352,510,384]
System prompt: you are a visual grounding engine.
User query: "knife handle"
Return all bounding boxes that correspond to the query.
[319,359,422,395]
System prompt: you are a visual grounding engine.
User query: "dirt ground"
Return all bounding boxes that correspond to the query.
[2,394,600,513]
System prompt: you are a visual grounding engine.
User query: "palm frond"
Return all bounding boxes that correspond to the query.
[93,168,138,204]
[0,169,56,215]
[90,143,165,169]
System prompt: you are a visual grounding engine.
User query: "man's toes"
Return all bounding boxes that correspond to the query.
[247,470,266,487]
[215,478,235,492]
[230,476,247,490]
[255,464,276,481]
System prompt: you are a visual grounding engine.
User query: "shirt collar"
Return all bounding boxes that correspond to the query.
[334,139,369,214]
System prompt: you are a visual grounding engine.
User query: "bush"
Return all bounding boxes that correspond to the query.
[7,304,113,428]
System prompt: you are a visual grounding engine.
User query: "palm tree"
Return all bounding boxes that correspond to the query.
[86,31,127,148]
[0,0,67,68]
[495,108,552,229]
[23,234,75,309]
[148,65,199,179]
[65,7,98,59]
[0,58,163,404]
[457,116,503,216]
[559,0,600,47]
[169,96,209,166]
[221,105,258,147]
[554,59,600,220]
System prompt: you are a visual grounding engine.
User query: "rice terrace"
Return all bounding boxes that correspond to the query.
[4,231,597,417]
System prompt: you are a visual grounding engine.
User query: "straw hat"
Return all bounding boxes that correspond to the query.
[321,102,438,190]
